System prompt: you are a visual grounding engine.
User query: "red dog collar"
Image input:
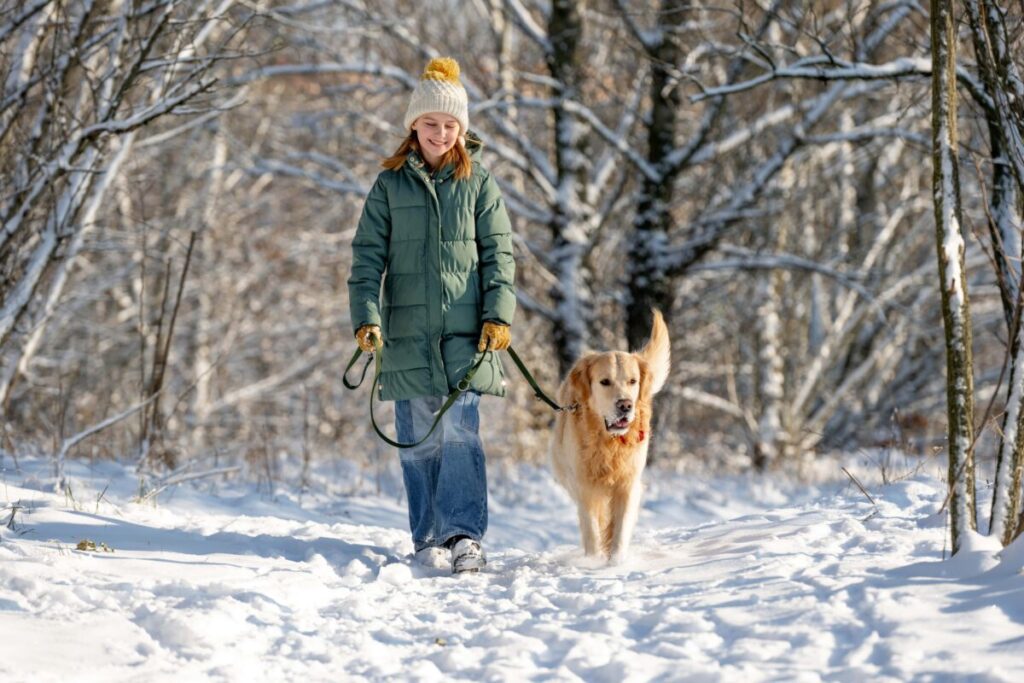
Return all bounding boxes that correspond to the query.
[619,430,645,445]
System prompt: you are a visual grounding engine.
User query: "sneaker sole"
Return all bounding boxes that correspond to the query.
[452,560,486,574]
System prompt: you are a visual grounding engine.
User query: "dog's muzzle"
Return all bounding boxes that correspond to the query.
[605,414,633,434]
[604,398,634,433]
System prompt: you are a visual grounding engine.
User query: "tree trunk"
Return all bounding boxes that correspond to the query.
[0,135,134,408]
[753,169,793,469]
[931,0,977,554]
[965,0,1024,545]
[191,130,228,454]
[546,0,592,375]
[625,0,685,350]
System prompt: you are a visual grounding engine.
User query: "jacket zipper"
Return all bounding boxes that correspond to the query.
[416,165,446,394]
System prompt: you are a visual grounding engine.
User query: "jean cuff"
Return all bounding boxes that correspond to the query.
[440,531,481,548]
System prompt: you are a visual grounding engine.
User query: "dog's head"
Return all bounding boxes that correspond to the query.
[568,352,651,436]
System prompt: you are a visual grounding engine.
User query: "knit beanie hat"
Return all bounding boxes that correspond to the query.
[403,57,469,135]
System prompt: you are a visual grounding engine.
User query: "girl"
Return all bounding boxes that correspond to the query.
[347,57,516,573]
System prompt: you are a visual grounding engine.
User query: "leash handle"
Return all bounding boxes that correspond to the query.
[342,348,372,390]
[342,330,381,390]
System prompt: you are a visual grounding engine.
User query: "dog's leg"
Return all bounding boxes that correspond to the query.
[608,481,643,563]
[577,495,602,556]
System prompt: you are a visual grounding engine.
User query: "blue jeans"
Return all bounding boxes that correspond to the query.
[394,391,488,552]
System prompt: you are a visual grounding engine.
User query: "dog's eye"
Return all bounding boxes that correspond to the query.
[599,379,611,386]
[629,378,638,385]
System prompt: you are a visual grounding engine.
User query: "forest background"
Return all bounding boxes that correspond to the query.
[2,0,1022,533]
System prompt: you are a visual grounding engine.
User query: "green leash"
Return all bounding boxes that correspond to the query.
[503,346,564,412]
[343,336,492,449]
[342,338,565,449]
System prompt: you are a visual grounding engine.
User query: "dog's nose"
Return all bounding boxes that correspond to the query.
[616,399,633,414]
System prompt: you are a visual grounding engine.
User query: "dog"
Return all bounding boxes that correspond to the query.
[549,309,671,563]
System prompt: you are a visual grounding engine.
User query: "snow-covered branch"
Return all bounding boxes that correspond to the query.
[691,56,929,101]
[55,390,163,491]
[690,55,993,113]
[609,0,661,54]
[203,349,334,415]
[804,127,930,148]
[246,156,368,196]
[0,0,50,44]
[676,386,747,420]
[689,247,872,299]
[503,0,550,52]
[227,62,418,89]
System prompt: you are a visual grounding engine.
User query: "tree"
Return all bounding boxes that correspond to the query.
[963,0,1024,546]
[931,0,976,554]
[0,0,245,469]
[2,0,1015,490]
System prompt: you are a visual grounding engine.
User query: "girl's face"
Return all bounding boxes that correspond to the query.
[412,113,460,166]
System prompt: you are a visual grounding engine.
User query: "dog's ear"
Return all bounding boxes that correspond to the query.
[636,356,653,403]
[567,356,593,406]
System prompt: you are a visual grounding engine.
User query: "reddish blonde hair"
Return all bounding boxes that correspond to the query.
[382,132,473,180]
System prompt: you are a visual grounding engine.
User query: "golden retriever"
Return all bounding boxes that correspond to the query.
[549,309,671,563]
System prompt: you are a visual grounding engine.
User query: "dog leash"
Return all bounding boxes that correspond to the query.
[343,335,492,449]
[343,339,567,449]
[503,346,565,412]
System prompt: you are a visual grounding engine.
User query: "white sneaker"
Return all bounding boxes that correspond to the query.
[414,547,449,569]
[450,538,486,574]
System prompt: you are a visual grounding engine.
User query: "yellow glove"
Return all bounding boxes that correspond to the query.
[478,321,511,352]
[356,324,381,353]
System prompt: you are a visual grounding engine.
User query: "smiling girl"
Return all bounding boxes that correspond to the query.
[347,58,516,574]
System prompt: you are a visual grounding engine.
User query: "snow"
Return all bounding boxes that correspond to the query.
[2,453,1023,682]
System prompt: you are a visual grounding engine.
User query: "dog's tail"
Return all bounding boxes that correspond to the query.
[638,309,671,395]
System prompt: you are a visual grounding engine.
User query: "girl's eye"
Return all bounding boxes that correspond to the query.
[600,379,611,386]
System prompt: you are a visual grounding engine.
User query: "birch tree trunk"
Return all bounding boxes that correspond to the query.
[963,0,1024,545]
[753,167,794,469]
[190,129,228,453]
[931,0,977,554]
[753,277,786,469]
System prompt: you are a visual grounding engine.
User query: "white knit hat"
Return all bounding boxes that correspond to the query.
[403,57,469,134]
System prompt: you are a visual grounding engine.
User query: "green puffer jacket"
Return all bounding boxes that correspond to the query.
[348,133,516,401]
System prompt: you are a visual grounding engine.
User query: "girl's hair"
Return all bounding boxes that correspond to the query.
[382,132,473,180]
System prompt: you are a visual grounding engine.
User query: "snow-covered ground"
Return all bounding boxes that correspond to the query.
[1,451,1022,682]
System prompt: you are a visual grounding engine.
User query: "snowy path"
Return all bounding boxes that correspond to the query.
[1,456,1022,682]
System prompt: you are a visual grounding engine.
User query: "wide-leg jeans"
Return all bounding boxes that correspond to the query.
[393,391,487,552]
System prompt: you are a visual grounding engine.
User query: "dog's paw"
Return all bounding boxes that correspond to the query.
[607,551,627,566]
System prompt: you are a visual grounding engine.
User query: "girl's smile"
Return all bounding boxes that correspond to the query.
[412,113,461,168]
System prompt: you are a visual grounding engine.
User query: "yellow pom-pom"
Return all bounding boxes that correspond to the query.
[422,57,460,83]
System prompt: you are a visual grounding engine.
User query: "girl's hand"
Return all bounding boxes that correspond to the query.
[356,325,381,352]
[478,322,511,352]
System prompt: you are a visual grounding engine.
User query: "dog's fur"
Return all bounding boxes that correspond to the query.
[549,310,671,563]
